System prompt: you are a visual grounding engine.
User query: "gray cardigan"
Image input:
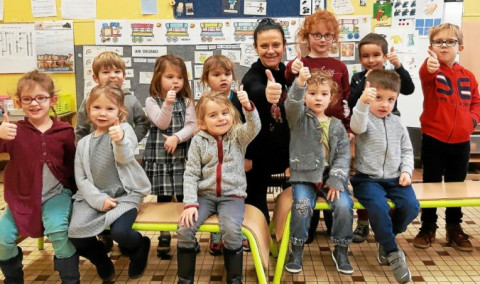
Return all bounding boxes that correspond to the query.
[285,80,350,191]
[351,101,414,179]
[183,106,261,207]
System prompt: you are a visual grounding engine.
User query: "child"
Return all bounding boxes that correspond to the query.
[285,10,351,241]
[201,54,245,255]
[68,82,151,280]
[347,33,415,244]
[177,90,260,283]
[413,23,480,252]
[284,68,353,275]
[350,69,419,284]
[143,54,196,258]
[0,70,79,283]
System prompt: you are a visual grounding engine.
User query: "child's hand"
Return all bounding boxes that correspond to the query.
[108,118,124,143]
[179,207,198,228]
[102,197,118,212]
[360,81,376,104]
[0,113,17,140]
[162,134,179,154]
[165,86,177,106]
[297,67,311,87]
[244,159,252,172]
[387,47,401,69]
[265,69,282,104]
[426,49,440,73]
[399,172,412,186]
[291,51,304,74]
[326,186,340,202]
[236,85,252,110]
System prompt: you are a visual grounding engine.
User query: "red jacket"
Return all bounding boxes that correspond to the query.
[419,60,480,143]
[0,118,76,237]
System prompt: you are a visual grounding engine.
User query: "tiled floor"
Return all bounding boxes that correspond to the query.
[3,185,480,283]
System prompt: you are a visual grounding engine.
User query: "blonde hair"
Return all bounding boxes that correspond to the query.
[200,54,236,88]
[86,82,128,123]
[429,23,463,45]
[15,70,58,117]
[297,10,340,44]
[92,51,126,77]
[195,91,241,136]
[306,70,339,106]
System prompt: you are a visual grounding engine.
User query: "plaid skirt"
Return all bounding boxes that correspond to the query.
[143,160,185,196]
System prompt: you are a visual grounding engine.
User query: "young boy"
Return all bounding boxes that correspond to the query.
[350,69,419,284]
[413,23,480,252]
[75,51,150,252]
[348,33,415,243]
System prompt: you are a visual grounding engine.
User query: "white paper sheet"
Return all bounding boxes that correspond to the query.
[31,0,57,17]
[0,24,36,73]
[61,0,96,19]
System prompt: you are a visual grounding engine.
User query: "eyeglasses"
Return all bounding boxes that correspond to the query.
[309,33,334,41]
[258,18,279,26]
[431,39,458,47]
[20,95,50,105]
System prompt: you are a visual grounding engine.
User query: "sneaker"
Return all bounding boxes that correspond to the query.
[98,233,113,253]
[413,227,436,249]
[387,250,411,283]
[446,224,473,252]
[285,244,303,274]
[352,222,369,243]
[331,245,354,275]
[242,235,250,252]
[157,232,171,258]
[209,233,223,256]
[377,243,389,266]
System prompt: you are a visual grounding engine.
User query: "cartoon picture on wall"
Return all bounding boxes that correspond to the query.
[223,0,239,14]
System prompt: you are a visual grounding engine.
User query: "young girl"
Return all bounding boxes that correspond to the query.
[68,82,151,280]
[0,70,79,283]
[284,69,353,275]
[142,54,196,258]
[177,90,260,284]
[286,10,352,242]
[201,54,246,255]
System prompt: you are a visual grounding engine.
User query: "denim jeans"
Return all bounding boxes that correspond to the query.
[351,175,419,253]
[290,182,353,247]
[0,189,76,260]
[177,196,245,250]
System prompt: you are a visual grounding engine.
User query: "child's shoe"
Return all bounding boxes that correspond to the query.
[209,232,223,256]
[352,221,369,243]
[331,245,354,275]
[387,249,411,283]
[377,243,389,265]
[242,235,250,252]
[157,232,172,258]
[413,226,436,249]
[285,244,303,273]
[446,224,473,252]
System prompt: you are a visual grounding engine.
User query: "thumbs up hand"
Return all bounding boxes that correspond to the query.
[162,134,179,154]
[165,86,177,106]
[265,69,282,104]
[236,85,252,110]
[108,117,124,143]
[297,66,311,87]
[291,50,304,74]
[360,81,376,104]
[426,49,440,73]
[0,113,17,140]
[387,46,401,69]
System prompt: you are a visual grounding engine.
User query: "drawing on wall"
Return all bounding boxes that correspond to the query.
[223,0,239,14]
[35,21,75,73]
[185,3,194,15]
[392,0,416,17]
[331,0,354,15]
[337,16,371,42]
[244,0,266,16]
[165,22,190,42]
[373,2,392,27]
[340,42,355,61]
[131,23,154,43]
[99,22,122,43]
[200,22,224,42]
[0,24,36,74]
[232,20,258,42]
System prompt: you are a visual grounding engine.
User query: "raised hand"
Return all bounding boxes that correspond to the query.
[236,85,252,110]
[360,81,376,104]
[165,86,177,106]
[387,46,401,69]
[265,69,282,104]
[297,66,311,87]
[291,50,304,74]
[426,49,440,73]
[108,117,124,143]
[0,113,17,140]
[162,133,179,154]
[342,99,350,118]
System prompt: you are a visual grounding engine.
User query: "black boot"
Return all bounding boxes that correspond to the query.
[53,254,80,284]
[0,246,24,284]
[80,240,115,281]
[128,236,151,279]
[177,246,197,284]
[223,247,243,284]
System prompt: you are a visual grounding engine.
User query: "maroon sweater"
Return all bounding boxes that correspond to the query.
[0,118,76,237]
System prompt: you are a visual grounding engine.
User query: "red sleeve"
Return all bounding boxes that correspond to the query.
[285,59,297,85]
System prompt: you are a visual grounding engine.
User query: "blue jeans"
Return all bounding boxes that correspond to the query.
[351,175,419,253]
[290,183,353,246]
[177,196,245,250]
[0,189,76,260]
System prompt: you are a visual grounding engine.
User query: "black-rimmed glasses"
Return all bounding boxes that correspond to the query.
[309,32,334,41]
[20,95,50,105]
[431,39,458,47]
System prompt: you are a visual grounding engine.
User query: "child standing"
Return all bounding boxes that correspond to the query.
[0,71,79,283]
[177,90,260,284]
[143,54,196,258]
[413,23,480,251]
[285,10,351,241]
[69,82,151,280]
[350,69,419,284]
[348,33,415,244]
[284,68,354,275]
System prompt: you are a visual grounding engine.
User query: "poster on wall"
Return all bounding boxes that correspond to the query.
[244,0,266,16]
[0,24,36,74]
[35,21,75,73]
